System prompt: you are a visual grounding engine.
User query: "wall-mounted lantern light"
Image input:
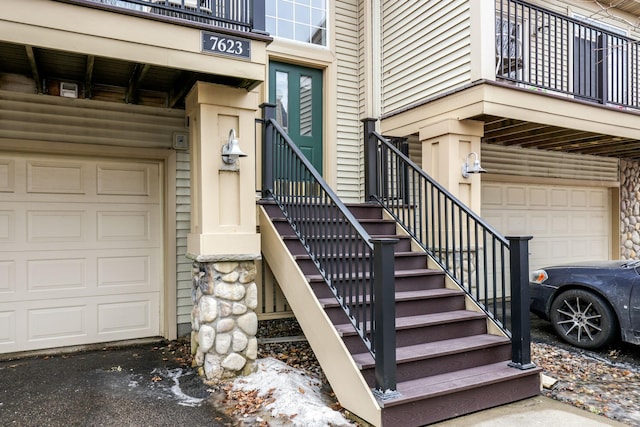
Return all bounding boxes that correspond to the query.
[221,129,247,165]
[461,152,487,178]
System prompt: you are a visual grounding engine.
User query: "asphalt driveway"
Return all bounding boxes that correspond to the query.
[0,339,234,427]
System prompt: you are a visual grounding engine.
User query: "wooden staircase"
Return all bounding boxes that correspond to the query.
[259,201,541,426]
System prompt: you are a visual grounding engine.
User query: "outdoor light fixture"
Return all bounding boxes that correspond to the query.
[461,152,487,178]
[221,129,247,165]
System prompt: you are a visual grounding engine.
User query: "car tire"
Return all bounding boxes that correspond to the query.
[549,289,618,350]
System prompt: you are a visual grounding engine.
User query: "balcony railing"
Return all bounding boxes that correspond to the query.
[496,0,639,109]
[60,0,265,33]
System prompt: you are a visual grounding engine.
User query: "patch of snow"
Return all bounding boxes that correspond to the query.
[231,358,354,426]
[166,368,206,407]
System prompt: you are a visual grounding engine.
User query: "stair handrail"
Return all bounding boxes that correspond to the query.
[363,118,534,369]
[261,104,399,395]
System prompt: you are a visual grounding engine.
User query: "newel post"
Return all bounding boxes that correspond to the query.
[507,236,536,370]
[261,103,276,199]
[372,237,400,398]
[362,118,378,201]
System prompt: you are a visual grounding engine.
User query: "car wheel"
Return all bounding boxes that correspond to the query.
[549,289,618,350]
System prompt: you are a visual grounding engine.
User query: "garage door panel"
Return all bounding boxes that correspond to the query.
[0,159,14,191]
[0,261,15,292]
[0,152,162,354]
[28,258,86,291]
[482,182,611,270]
[27,161,86,195]
[27,210,86,242]
[98,298,154,335]
[28,305,88,342]
[97,211,151,241]
[97,255,151,288]
[97,164,156,197]
[0,210,13,240]
[0,311,16,345]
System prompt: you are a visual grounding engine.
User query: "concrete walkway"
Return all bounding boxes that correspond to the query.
[433,395,626,427]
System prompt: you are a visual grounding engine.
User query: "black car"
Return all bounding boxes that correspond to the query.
[529,260,640,349]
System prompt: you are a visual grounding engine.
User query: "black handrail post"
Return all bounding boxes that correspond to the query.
[371,237,400,399]
[251,0,267,35]
[507,235,536,370]
[362,118,378,201]
[261,103,276,199]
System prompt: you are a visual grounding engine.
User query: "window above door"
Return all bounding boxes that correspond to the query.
[266,0,327,46]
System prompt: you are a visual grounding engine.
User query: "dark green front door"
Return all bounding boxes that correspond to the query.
[269,61,323,173]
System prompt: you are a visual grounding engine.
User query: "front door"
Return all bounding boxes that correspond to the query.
[269,61,323,173]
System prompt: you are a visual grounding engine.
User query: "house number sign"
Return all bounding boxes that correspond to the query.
[201,31,250,59]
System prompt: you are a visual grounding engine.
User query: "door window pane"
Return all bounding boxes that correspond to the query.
[275,71,289,132]
[299,75,312,137]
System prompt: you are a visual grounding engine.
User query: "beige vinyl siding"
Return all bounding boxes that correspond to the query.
[0,90,184,148]
[175,151,192,326]
[480,144,619,182]
[335,0,364,202]
[382,0,472,114]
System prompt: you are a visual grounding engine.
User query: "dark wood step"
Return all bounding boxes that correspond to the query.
[293,251,429,275]
[270,216,398,236]
[318,288,466,323]
[353,334,512,385]
[306,268,445,292]
[336,310,489,354]
[281,233,413,255]
[345,203,384,219]
[380,362,541,426]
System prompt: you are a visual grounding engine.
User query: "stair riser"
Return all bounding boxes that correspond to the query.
[283,236,412,255]
[360,344,513,386]
[346,205,383,219]
[295,253,429,275]
[323,295,466,323]
[341,318,489,353]
[381,373,541,427]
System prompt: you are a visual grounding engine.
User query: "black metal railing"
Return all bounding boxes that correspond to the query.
[364,119,534,369]
[496,0,638,108]
[62,0,264,33]
[261,104,399,394]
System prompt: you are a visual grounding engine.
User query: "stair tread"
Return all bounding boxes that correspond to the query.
[271,216,395,224]
[318,288,464,307]
[306,268,443,282]
[383,361,542,406]
[352,334,510,368]
[335,310,487,336]
[293,251,427,260]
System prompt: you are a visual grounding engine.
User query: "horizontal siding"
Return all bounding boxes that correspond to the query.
[176,151,192,326]
[336,0,363,203]
[0,90,184,148]
[382,0,472,114]
[481,144,619,182]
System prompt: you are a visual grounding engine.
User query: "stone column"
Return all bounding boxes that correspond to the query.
[185,82,261,382]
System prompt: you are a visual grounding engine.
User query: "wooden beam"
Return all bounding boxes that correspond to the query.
[125,63,150,104]
[168,71,196,108]
[85,55,95,99]
[24,45,42,94]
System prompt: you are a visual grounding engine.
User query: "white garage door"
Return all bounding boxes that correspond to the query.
[482,182,611,271]
[0,152,162,353]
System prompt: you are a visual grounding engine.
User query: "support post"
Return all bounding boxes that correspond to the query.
[261,103,276,199]
[507,235,536,370]
[252,0,267,35]
[362,118,378,201]
[372,237,400,398]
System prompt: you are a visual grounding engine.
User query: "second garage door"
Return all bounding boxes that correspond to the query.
[482,182,611,271]
[0,152,162,354]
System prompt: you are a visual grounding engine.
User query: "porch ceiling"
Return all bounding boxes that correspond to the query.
[474,114,640,160]
[0,40,259,109]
